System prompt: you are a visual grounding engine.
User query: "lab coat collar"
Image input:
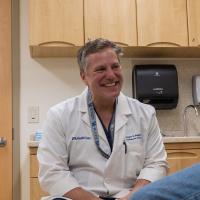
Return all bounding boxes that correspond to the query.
[79,88,132,132]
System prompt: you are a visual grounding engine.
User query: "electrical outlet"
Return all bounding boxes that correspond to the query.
[28,106,39,123]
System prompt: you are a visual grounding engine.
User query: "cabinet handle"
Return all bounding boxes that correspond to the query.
[38,41,76,47]
[146,42,180,47]
[0,137,7,147]
[114,42,129,47]
[167,152,197,158]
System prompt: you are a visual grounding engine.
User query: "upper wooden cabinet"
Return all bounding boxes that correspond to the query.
[84,0,137,47]
[136,0,188,47]
[29,0,200,57]
[29,0,84,57]
[187,0,200,46]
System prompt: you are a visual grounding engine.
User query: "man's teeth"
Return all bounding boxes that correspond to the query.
[105,83,116,87]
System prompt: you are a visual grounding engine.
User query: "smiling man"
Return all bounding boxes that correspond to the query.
[37,38,168,200]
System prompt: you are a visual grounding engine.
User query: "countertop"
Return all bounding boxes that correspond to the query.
[28,136,200,147]
[163,136,200,143]
[28,141,39,147]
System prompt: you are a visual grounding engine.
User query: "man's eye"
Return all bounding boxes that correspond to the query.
[112,64,120,69]
[95,68,105,72]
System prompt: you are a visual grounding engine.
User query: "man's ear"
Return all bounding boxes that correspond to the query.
[80,72,87,85]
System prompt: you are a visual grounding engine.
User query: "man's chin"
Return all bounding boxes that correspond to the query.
[104,91,120,99]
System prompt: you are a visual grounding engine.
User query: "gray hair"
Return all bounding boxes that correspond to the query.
[77,38,123,73]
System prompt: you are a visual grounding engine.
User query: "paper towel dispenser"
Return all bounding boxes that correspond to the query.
[132,64,179,109]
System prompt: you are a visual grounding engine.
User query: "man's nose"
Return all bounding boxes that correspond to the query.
[106,68,116,78]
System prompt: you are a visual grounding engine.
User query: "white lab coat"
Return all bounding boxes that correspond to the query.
[37,89,168,198]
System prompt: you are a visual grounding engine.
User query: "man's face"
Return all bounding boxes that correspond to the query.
[81,48,123,103]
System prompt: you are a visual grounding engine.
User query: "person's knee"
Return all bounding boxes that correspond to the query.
[129,180,165,200]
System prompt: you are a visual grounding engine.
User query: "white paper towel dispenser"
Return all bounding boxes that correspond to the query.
[132,64,179,109]
[192,75,200,106]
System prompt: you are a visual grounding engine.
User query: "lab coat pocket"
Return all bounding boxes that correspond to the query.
[123,141,145,181]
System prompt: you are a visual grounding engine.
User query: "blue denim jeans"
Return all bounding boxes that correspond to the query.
[130,163,200,200]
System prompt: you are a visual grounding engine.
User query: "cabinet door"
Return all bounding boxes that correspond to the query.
[84,0,137,46]
[187,0,200,46]
[30,148,47,200]
[137,0,188,47]
[30,178,48,200]
[29,0,84,47]
[167,149,200,174]
[30,154,39,178]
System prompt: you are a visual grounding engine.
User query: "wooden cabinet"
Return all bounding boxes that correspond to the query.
[30,147,48,200]
[187,0,200,46]
[165,142,200,174]
[84,0,137,46]
[29,0,84,57]
[29,0,200,57]
[29,0,137,57]
[136,0,188,47]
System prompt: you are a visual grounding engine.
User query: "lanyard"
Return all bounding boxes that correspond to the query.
[87,90,116,159]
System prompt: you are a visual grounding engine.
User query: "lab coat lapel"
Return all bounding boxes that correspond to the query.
[108,93,132,160]
[96,116,110,145]
[115,93,131,133]
[79,90,132,154]
[79,88,109,144]
[79,89,90,127]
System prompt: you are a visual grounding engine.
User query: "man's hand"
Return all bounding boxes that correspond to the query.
[63,187,101,200]
[119,179,151,200]
[119,190,134,200]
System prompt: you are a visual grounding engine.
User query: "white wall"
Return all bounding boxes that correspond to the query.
[19,0,200,199]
